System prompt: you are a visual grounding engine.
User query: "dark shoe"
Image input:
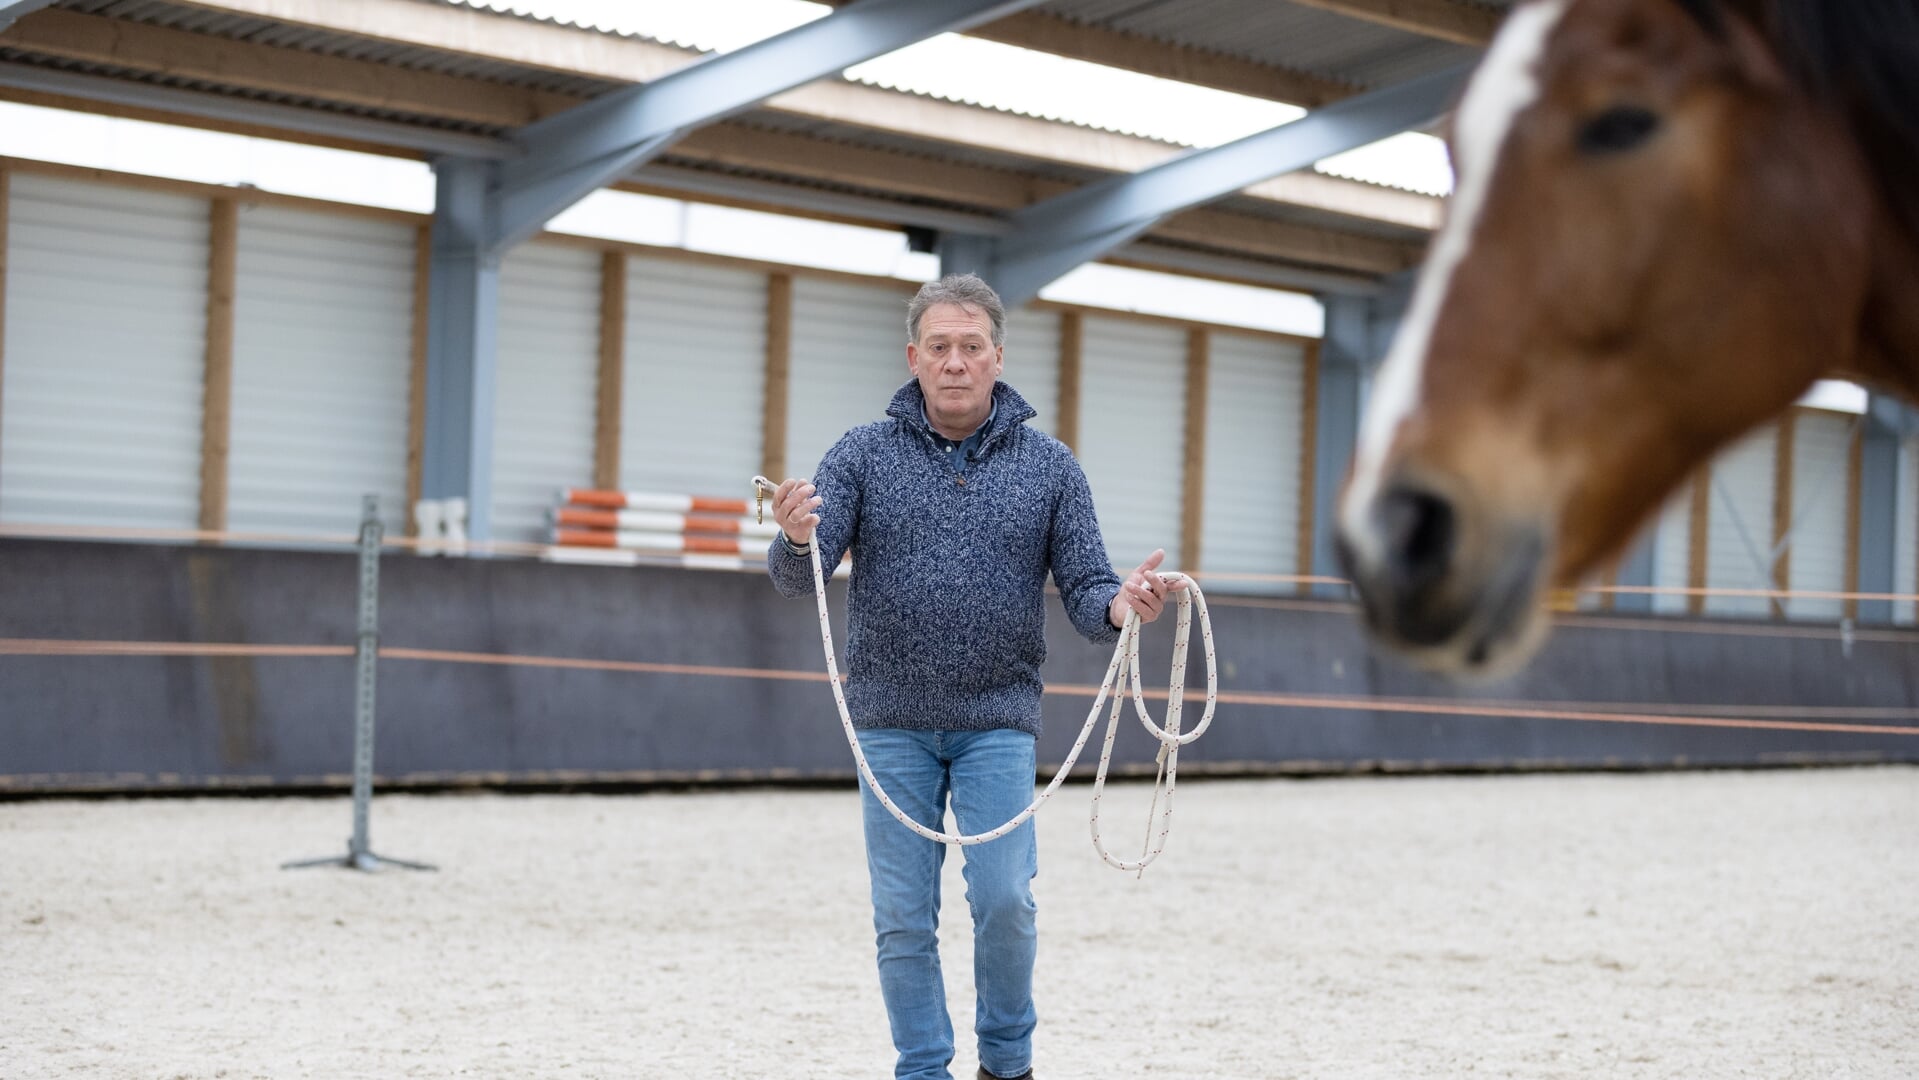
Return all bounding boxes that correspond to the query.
[977,1070,1033,1080]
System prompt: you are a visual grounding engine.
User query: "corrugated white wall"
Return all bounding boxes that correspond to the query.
[492,243,601,544]
[1783,411,1855,622]
[1078,316,1186,570]
[1,174,208,528]
[228,205,412,537]
[1897,437,1918,626]
[786,277,910,479]
[1201,332,1306,593]
[1004,307,1060,438]
[619,256,766,497]
[1703,425,1778,619]
[1651,482,1694,616]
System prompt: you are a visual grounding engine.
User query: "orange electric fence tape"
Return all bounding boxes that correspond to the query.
[3,518,1917,744]
[3,638,1916,739]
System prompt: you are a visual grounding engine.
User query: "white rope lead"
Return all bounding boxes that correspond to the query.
[753,476,1220,873]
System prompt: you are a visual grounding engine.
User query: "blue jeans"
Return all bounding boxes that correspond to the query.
[857,728,1040,1080]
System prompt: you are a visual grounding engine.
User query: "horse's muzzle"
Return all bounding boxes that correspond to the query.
[1336,481,1549,676]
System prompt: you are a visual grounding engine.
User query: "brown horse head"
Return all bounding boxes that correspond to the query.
[1335,0,1917,676]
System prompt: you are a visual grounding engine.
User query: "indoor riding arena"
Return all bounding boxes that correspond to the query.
[2,1,1915,1078]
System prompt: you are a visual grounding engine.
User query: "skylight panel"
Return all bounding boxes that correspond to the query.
[1315,132,1455,197]
[455,0,1453,191]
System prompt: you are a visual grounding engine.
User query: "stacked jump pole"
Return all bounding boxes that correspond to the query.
[545,487,836,572]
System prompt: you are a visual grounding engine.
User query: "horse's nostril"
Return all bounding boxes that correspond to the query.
[1377,487,1457,592]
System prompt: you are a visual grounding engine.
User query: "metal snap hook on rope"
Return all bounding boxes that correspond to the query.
[751,475,1220,874]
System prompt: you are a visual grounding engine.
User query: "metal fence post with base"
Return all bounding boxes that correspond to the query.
[285,494,435,873]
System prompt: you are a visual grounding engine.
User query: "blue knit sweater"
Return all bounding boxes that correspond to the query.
[767,380,1123,736]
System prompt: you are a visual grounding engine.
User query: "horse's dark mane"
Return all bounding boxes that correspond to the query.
[1684,0,1919,241]
[1669,0,1726,39]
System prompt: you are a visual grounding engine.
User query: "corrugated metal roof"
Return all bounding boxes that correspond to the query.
[43,0,1220,144]
[737,110,1442,212]
[0,46,510,133]
[1034,0,1489,89]
[841,72,1197,146]
[33,0,1473,160]
[735,112,1122,185]
[9,0,1450,280]
[1214,193,1431,244]
[423,0,706,54]
[649,141,1432,258]
[408,0,1213,145]
[54,0,635,96]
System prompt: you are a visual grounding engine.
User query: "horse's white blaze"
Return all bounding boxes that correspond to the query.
[1339,0,1571,564]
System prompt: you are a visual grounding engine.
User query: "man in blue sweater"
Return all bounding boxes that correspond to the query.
[765,274,1183,1080]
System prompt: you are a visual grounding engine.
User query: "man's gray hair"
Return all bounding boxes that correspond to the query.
[907,273,1006,347]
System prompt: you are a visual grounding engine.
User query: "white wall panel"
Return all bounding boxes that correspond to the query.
[1,174,207,528]
[786,277,911,478]
[619,256,766,497]
[493,243,601,544]
[1783,411,1855,622]
[1703,425,1778,619]
[1004,307,1059,438]
[1078,316,1186,570]
[1201,332,1306,593]
[228,205,412,537]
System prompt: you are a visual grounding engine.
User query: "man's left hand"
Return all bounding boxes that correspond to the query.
[1109,548,1189,628]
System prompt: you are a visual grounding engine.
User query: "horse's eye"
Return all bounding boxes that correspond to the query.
[1578,106,1661,154]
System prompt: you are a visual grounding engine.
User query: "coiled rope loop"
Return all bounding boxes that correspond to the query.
[752,476,1220,873]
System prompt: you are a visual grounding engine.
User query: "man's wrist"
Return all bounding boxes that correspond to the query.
[782,532,814,555]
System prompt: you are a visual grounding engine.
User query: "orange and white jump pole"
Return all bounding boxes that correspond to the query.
[551,507,784,540]
[560,488,756,516]
[551,528,767,556]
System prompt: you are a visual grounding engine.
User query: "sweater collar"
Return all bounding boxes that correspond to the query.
[888,380,1038,437]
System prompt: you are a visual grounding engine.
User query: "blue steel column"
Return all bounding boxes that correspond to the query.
[1855,394,1913,625]
[421,158,501,542]
[1311,297,1366,598]
[936,233,1000,283]
[1611,534,1657,614]
[1311,276,1409,597]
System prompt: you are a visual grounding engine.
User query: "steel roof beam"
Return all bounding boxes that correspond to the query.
[490,0,1045,253]
[949,62,1471,306]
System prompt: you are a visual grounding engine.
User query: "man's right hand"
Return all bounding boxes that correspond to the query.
[773,477,823,547]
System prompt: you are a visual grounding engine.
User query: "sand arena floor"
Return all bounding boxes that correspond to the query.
[2,767,1915,1079]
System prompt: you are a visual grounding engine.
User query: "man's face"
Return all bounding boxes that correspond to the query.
[907,301,1003,426]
